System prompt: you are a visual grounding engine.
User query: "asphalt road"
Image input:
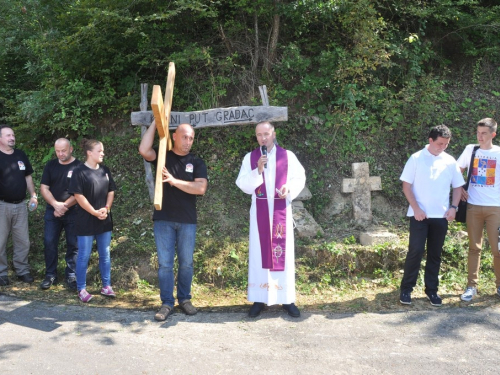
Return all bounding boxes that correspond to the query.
[1,294,499,374]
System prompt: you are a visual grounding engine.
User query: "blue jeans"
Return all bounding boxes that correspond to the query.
[401,217,448,295]
[76,231,112,291]
[154,221,196,307]
[43,207,78,279]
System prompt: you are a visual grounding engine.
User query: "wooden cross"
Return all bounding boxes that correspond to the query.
[342,162,382,223]
[132,83,288,204]
[151,62,175,210]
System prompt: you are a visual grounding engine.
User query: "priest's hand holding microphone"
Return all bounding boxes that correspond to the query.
[258,145,289,199]
[258,145,268,174]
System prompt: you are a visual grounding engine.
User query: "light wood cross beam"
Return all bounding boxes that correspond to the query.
[151,62,175,210]
[342,162,382,223]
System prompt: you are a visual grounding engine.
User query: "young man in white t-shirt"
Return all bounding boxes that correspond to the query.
[399,125,465,306]
[457,117,500,302]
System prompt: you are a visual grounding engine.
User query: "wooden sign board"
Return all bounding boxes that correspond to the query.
[131,106,287,129]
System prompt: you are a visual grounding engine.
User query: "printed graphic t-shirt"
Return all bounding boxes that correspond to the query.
[457,144,500,206]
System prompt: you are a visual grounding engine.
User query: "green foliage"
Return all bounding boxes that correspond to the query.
[2,0,500,296]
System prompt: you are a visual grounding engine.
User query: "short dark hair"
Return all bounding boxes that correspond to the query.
[477,117,497,133]
[428,124,451,141]
[0,125,13,136]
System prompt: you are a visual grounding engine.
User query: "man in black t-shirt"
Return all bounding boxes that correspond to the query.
[139,122,208,321]
[40,138,82,290]
[0,125,37,286]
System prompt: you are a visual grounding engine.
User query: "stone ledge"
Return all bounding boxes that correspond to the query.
[297,242,406,274]
[360,229,399,246]
[292,201,324,238]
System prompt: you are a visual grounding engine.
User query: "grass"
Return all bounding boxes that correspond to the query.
[1,131,499,315]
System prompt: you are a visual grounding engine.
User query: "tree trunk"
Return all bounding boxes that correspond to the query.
[218,23,233,55]
[268,1,281,68]
[252,10,259,76]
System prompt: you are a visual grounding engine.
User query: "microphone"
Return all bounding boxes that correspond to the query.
[261,145,267,169]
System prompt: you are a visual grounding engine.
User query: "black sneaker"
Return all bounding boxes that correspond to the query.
[17,273,34,283]
[282,303,301,318]
[40,276,58,290]
[400,292,412,305]
[0,275,10,286]
[248,302,265,318]
[426,293,442,307]
[66,276,77,291]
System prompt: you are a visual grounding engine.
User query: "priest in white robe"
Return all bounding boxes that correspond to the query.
[236,121,306,318]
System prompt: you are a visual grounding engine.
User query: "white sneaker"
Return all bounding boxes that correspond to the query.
[460,286,477,302]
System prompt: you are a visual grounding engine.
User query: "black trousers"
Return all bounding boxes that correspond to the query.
[400,217,448,294]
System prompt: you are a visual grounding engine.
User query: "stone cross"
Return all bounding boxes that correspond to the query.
[151,62,175,210]
[342,162,382,223]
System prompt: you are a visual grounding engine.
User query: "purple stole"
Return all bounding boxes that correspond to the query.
[250,145,288,272]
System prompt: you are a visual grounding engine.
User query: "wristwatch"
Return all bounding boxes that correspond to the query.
[451,205,458,211]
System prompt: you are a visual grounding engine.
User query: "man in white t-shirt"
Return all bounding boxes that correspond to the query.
[457,117,500,302]
[399,125,464,306]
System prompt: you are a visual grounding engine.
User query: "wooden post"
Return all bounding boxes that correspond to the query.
[151,62,176,210]
[259,85,269,106]
[139,83,155,202]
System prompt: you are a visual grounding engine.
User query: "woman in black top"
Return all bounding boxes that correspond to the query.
[69,139,116,303]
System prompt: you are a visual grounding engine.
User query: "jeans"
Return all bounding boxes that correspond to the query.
[76,231,112,291]
[0,201,30,276]
[154,221,197,307]
[465,204,500,288]
[43,207,78,279]
[401,217,448,294]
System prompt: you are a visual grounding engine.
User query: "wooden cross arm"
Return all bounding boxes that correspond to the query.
[152,62,176,210]
[151,85,166,138]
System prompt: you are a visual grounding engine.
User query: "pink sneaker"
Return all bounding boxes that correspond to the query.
[78,289,93,303]
[101,286,116,298]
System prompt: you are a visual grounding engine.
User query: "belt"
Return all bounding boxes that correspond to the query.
[0,198,26,204]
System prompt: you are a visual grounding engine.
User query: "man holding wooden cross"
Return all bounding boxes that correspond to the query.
[139,121,207,321]
[236,121,306,318]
